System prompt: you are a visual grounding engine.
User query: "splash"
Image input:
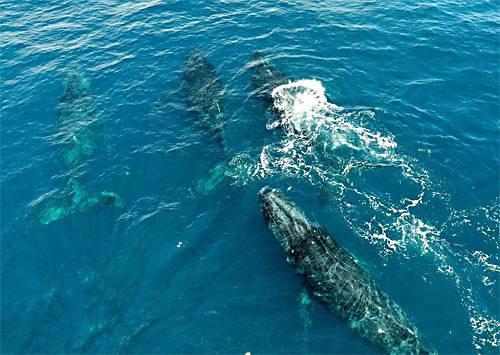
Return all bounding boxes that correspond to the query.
[271,79,396,161]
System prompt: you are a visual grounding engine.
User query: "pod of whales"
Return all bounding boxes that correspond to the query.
[36,71,121,225]
[27,51,437,353]
[259,186,433,354]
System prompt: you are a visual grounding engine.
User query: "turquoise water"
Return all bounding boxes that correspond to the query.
[1,0,499,353]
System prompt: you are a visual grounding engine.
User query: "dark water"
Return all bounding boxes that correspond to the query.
[1,0,499,353]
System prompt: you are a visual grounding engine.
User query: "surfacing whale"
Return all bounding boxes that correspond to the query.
[36,71,121,225]
[250,51,288,106]
[259,186,433,355]
[183,49,228,194]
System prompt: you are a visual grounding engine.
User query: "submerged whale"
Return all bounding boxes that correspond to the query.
[259,186,433,355]
[36,71,121,225]
[183,49,228,194]
[57,71,97,167]
[183,49,227,148]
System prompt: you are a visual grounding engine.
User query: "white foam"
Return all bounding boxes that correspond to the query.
[270,79,396,162]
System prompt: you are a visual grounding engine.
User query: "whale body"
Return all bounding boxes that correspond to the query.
[259,186,432,354]
[36,71,121,225]
[183,49,226,148]
[250,51,288,106]
[57,71,97,168]
[182,49,229,194]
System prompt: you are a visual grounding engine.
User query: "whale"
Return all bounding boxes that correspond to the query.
[183,49,227,148]
[36,71,121,225]
[183,49,229,194]
[57,70,97,168]
[259,186,433,355]
[248,52,404,211]
[37,178,121,225]
[250,51,288,106]
[250,51,338,110]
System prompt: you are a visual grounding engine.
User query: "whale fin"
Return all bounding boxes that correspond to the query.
[37,178,122,225]
[191,160,228,195]
[298,288,313,352]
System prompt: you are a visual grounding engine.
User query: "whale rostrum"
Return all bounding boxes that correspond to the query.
[259,187,433,355]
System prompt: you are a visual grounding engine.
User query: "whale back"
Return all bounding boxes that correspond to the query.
[56,71,97,168]
[260,187,433,354]
[250,51,288,105]
[291,222,431,354]
[183,49,226,147]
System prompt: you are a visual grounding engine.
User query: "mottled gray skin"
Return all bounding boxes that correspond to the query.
[259,187,433,355]
[183,49,226,149]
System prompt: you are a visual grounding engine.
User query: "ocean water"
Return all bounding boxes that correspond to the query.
[1,0,499,353]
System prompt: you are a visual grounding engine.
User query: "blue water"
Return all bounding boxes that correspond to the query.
[1,0,499,353]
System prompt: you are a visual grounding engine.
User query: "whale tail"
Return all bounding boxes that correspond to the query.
[37,178,122,225]
[191,160,228,195]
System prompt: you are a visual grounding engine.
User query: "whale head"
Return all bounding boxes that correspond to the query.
[61,71,91,103]
[184,48,208,84]
[249,52,288,104]
[259,187,313,253]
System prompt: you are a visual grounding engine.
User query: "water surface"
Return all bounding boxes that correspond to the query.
[1,0,499,353]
